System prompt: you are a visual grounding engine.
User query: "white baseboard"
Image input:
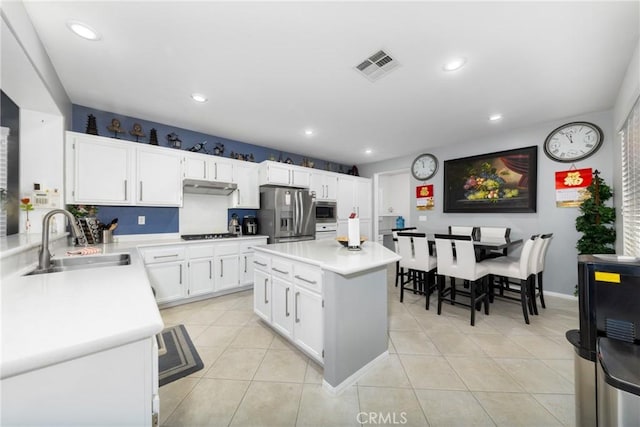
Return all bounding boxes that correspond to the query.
[545,290,578,301]
[322,351,389,395]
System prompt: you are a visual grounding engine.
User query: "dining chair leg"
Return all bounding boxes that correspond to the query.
[520,278,530,324]
[450,278,456,304]
[483,278,490,315]
[395,261,400,287]
[437,274,445,315]
[529,276,539,315]
[537,271,546,309]
[400,274,405,303]
[470,281,476,326]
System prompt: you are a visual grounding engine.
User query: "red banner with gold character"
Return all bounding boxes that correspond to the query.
[555,168,592,207]
[416,184,434,210]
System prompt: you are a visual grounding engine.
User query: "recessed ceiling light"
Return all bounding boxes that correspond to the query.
[442,57,467,72]
[304,129,314,136]
[365,149,373,154]
[66,20,101,41]
[489,114,503,122]
[191,93,208,103]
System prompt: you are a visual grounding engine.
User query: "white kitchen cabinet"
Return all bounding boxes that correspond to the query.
[356,178,372,219]
[271,276,294,337]
[337,175,371,219]
[68,132,133,204]
[259,161,310,188]
[292,285,323,360]
[213,242,241,292]
[137,146,183,206]
[253,253,323,363]
[184,152,234,183]
[145,261,186,304]
[239,241,258,285]
[231,162,259,208]
[66,131,182,207]
[310,171,338,201]
[186,245,215,297]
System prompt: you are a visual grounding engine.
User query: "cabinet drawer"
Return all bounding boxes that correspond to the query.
[271,257,293,280]
[214,242,239,256]
[253,252,271,272]
[187,244,215,259]
[293,262,322,293]
[140,246,186,264]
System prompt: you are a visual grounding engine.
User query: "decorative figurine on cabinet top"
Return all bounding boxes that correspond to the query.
[129,123,146,142]
[85,114,98,135]
[188,140,208,153]
[167,132,182,149]
[213,143,225,156]
[149,128,159,145]
[107,118,125,139]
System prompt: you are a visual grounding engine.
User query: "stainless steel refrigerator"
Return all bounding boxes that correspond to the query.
[257,186,316,243]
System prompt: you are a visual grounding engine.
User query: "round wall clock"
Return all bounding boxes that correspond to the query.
[411,153,438,180]
[543,121,603,162]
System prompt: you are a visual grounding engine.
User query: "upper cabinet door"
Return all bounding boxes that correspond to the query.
[137,147,183,206]
[337,176,356,219]
[183,153,207,180]
[71,133,133,205]
[232,162,259,208]
[208,158,234,182]
[290,167,310,188]
[355,178,372,219]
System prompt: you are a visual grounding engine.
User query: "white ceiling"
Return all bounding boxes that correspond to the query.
[22,1,639,165]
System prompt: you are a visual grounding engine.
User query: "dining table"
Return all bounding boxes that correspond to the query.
[426,234,523,260]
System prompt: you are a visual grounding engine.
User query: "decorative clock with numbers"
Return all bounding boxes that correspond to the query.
[543,121,603,162]
[411,153,438,180]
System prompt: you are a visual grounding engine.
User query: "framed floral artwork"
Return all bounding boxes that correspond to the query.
[443,146,538,213]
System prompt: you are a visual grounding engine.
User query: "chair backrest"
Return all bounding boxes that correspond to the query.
[392,227,417,253]
[434,234,477,281]
[529,235,546,274]
[478,226,511,240]
[395,233,415,261]
[448,226,478,240]
[537,233,553,271]
[519,235,539,277]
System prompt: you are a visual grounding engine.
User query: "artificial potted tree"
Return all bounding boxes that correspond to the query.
[575,170,616,255]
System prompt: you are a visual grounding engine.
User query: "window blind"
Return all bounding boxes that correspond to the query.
[620,96,640,257]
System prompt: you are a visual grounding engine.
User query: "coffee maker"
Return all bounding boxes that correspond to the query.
[228,213,241,235]
[242,216,258,235]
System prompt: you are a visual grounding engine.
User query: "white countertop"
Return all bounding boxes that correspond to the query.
[253,239,400,276]
[0,234,268,380]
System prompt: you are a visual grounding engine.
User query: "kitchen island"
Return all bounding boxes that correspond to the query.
[252,238,400,394]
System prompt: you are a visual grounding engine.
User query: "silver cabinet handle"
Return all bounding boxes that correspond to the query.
[153,254,179,259]
[209,260,212,279]
[139,181,144,201]
[285,287,290,317]
[214,163,218,179]
[220,259,223,277]
[124,180,128,200]
[254,261,267,267]
[244,256,247,273]
[294,274,317,285]
[179,264,182,285]
[272,267,289,275]
[295,291,300,323]
[264,278,269,304]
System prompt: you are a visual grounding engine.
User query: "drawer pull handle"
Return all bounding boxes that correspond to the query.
[179,264,182,285]
[254,261,267,267]
[264,278,269,304]
[209,260,212,279]
[154,254,179,259]
[285,287,290,317]
[220,259,223,277]
[295,291,300,323]
[272,267,289,275]
[294,275,317,285]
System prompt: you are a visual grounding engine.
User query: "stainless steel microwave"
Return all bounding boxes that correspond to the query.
[315,201,337,223]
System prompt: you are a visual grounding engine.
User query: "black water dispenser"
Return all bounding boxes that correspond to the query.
[567,255,640,426]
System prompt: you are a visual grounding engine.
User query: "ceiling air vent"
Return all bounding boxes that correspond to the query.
[355,49,400,82]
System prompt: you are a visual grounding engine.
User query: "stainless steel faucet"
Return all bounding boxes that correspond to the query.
[38,209,84,271]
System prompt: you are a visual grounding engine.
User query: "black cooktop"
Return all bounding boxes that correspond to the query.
[180,233,238,240]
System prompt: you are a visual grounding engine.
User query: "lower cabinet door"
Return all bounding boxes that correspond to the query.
[271,277,294,338]
[239,252,254,286]
[253,269,271,322]
[188,258,215,297]
[215,255,240,291]
[146,262,185,304]
[293,286,323,361]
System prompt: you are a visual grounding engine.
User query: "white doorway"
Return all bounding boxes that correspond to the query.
[373,169,410,249]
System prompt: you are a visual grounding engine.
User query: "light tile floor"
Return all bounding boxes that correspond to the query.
[159,267,578,426]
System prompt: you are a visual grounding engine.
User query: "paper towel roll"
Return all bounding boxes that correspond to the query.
[348,218,360,248]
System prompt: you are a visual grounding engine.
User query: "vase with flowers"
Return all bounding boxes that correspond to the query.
[20,198,34,232]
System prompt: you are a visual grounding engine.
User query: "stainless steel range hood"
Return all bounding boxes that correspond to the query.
[183,179,237,195]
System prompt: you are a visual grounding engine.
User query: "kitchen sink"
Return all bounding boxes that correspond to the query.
[26,253,131,275]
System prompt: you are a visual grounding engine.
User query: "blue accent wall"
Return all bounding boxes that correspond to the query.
[72,104,351,235]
